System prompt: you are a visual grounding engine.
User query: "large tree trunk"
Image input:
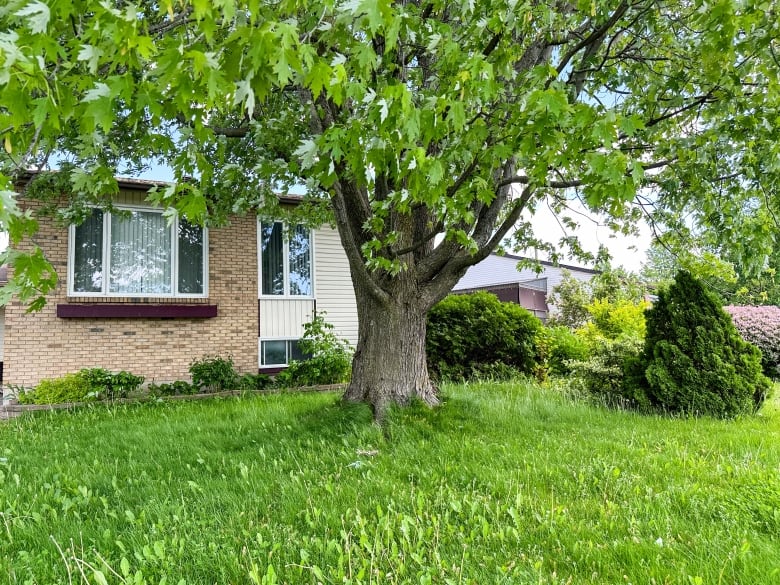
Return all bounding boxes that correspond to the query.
[343,278,439,420]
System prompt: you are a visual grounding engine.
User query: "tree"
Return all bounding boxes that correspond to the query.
[1,0,779,417]
[641,241,780,305]
[548,265,647,329]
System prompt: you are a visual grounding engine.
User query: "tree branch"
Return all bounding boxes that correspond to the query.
[496,159,676,190]
[555,1,629,78]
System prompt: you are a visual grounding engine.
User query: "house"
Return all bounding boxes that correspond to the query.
[1,178,358,388]
[452,252,599,320]
[0,265,6,383]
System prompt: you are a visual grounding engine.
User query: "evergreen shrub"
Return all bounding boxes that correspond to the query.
[724,305,780,378]
[638,271,771,417]
[427,292,542,381]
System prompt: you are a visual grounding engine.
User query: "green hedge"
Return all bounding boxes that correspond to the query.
[427,292,542,381]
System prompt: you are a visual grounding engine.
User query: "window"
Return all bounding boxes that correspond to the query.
[259,222,312,296]
[260,339,306,367]
[69,207,207,297]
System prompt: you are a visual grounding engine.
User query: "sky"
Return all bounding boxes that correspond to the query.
[525,201,652,272]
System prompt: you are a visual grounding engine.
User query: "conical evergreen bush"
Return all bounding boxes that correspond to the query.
[638,271,770,417]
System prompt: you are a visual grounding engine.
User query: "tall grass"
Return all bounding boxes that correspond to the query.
[0,382,778,584]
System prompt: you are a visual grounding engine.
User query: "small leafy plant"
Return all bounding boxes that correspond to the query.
[79,368,145,399]
[238,373,274,391]
[147,380,199,396]
[189,355,240,392]
[283,313,353,386]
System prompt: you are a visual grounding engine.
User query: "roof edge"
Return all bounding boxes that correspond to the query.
[490,252,601,275]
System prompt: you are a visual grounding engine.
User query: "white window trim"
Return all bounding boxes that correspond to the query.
[257,220,315,300]
[68,205,209,299]
[258,337,304,368]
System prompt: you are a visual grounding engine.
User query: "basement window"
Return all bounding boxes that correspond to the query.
[260,339,306,367]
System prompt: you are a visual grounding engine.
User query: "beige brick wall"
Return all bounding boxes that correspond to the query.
[3,196,259,387]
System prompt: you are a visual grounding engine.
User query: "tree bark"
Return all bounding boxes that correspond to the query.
[343,275,439,421]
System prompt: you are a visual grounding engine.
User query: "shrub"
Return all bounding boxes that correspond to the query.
[427,292,542,381]
[189,356,240,392]
[29,373,93,404]
[238,373,274,391]
[637,271,771,417]
[724,305,780,378]
[16,369,145,404]
[569,337,649,410]
[545,325,590,376]
[79,368,144,399]
[283,313,353,386]
[147,380,198,396]
[577,298,649,344]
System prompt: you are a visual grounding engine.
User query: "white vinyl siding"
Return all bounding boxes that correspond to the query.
[256,222,358,370]
[312,226,358,346]
[258,298,315,338]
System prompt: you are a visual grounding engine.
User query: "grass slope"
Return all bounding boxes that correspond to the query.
[0,383,778,584]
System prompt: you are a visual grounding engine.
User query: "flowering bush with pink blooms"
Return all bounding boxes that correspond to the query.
[724,305,780,377]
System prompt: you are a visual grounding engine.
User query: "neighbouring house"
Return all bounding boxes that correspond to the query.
[1,178,358,388]
[452,252,599,320]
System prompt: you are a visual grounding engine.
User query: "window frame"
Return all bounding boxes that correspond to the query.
[257,220,315,299]
[259,338,306,368]
[67,205,209,299]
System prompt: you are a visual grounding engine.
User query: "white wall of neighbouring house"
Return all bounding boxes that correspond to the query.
[313,226,359,346]
[453,253,598,315]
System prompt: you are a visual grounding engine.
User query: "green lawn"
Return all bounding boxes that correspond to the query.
[1,382,778,584]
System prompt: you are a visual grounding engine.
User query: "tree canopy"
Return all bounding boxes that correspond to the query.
[1,0,779,412]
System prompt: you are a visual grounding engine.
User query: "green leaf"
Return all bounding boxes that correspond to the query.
[14,1,50,34]
[77,44,103,75]
[293,139,318,170]
[428,160,444,185]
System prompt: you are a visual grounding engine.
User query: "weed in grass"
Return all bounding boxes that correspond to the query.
[0,383,778,583]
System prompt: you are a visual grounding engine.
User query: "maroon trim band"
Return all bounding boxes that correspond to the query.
[57,304,218,319]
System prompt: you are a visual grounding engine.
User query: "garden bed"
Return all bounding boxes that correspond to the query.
[0,383,347,419]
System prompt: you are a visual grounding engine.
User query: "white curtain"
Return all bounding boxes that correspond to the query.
[109,211,171,294]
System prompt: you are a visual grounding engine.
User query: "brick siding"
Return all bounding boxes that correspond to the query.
[3,196,259,387]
